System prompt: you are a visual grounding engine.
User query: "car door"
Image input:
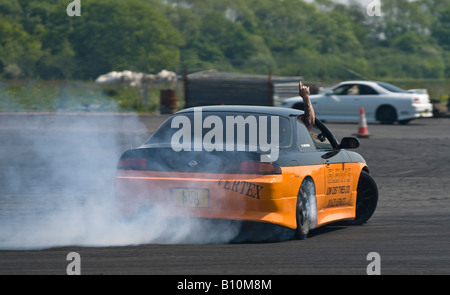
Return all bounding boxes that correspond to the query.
[325,84,380,121]
[352,84,380,121]
[317,84,357,119]
[336,84,361,119]
[305,120,354,210]
[344,84,380,121]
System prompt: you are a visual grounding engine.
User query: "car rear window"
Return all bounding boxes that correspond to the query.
[376,82,406,93]
[146,111,292,149]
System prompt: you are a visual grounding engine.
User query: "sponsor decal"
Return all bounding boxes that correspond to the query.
[170,108,280,162]
[326,185,351,195]
[327,197,348,207]
[218,179,263,199]
[327,167,352,184]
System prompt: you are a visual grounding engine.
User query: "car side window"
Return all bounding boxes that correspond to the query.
[332,85,352,95]
[358,85,378,95]
[296,116,334,151]
[296,118,316,152]
[332,84,378,96]
[308,124,333,150]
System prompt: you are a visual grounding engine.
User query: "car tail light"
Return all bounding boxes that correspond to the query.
[118,158,147,170]
[239,161,282,174]
[413,97,420,103]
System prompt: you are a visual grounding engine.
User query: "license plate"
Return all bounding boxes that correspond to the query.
[171,188,210,208]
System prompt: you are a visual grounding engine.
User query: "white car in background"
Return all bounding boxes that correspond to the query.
[280,81,433,124]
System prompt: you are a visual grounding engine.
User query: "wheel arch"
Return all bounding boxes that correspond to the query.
[361,166,370,174]
[297,176,318,230]
[298,175,316,196]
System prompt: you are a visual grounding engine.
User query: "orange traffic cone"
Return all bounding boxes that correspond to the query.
[355,107,370,138]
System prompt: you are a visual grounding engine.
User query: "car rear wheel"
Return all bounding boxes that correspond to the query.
[377,106,397,125]
[296,178,316,240]
[348,171,378,225]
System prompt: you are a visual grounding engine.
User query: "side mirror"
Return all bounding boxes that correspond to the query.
[339,137,360,149]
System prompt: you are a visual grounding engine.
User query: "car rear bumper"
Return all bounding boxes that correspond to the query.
[115,170,299,229]
[399,103,433,120]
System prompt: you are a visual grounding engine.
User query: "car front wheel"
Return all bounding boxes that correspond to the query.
[349,171,378,225]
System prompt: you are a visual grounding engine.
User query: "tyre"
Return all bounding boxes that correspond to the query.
[348,171,378,225]
[296,178,316,240]
[398,119,412,125]
[376,106,397,125]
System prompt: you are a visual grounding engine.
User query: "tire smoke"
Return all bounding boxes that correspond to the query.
[0,110,242,249]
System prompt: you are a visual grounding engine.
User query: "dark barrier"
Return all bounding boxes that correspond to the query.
[160,89,178,114]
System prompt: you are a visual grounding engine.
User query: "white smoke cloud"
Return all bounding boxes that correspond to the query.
[0,99,245,250]
[0,87,300,250]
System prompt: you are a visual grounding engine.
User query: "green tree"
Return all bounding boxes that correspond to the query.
[0,18,43,78]
[69,0,183,79]
[1,0,448,80]
[163,0,274,73]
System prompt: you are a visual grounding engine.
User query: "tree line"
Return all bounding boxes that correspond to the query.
[0,0,449,82]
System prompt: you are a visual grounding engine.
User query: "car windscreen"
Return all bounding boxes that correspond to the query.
[376,82,406,93]
[146,111,292,150]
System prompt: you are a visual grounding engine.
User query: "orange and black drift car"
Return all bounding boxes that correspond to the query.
[115,106,378,240]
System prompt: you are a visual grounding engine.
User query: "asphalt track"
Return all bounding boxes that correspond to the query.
[0,113,449,275]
